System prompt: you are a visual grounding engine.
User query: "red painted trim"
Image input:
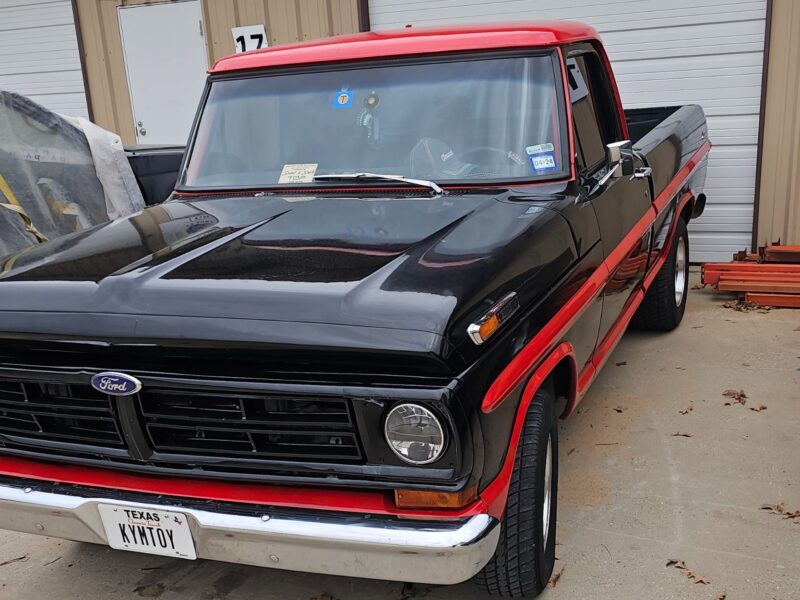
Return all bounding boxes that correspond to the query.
[0,456,486,521]
[481,266,606,413]
[576,288,645,398]
[480,342,576,518]
[481,141,712,414]
[652,141,711,214]
[210,23,601,74]
[556,46,577,181]
[642,192,693,290]
[596,41,629,142]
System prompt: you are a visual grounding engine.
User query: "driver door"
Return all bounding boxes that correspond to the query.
[567,46,652,345]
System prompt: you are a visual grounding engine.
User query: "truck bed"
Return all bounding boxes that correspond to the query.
[625,104,707,202]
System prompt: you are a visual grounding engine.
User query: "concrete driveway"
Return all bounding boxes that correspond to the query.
[1,271,799,600]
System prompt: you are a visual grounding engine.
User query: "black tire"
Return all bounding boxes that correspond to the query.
[475,385,558,598]
[632,217,690,331]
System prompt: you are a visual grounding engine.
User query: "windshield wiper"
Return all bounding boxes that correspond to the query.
[313,173,443,195]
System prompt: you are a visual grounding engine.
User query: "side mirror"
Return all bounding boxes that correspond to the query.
[606,140,634,178]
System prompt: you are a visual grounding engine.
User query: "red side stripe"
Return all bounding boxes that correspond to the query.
[481,141,710,414]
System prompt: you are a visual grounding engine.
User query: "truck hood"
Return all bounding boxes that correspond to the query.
[0,190,576,360]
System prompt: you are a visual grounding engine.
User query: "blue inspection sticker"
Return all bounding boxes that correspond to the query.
[526,143,557,173]
[333,88,353,108]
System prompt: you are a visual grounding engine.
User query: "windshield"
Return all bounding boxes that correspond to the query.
[181,52,568,189]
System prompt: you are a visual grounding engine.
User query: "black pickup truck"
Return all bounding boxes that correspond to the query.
[0,22,708,598]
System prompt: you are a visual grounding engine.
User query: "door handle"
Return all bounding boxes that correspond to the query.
[631,166,652,180]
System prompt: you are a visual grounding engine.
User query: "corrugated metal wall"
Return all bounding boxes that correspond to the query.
[0,0,88,117]
[369,0,770,262]
[756,0,800,246]
[75,0,360,144]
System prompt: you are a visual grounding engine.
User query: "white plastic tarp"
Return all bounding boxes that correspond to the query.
[0,91,144,258]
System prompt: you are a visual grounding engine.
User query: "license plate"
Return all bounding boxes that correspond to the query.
[98,504,196,560]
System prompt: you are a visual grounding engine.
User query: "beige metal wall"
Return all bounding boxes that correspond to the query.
[756,0,800,246]
[75,0,361,144]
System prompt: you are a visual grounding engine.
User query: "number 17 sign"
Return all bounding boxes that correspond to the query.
[232,25,268,53]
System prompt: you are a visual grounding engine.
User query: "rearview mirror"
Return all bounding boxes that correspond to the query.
[606,140,634,178]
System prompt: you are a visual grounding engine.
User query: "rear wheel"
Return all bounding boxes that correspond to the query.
[633,218,690,331]
[475,385,558,598]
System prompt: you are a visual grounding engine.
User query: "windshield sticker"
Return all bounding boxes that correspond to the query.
[526,144,557,173]
[332,88,353,108]
[508,150,526,166]
[278,163,318,184]
[565,58,589,103]
[526,143,555,155]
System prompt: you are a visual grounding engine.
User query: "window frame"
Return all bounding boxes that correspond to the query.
[176,49,572,192]
[564,43,625,178]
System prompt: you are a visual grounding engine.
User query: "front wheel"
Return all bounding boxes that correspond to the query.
[632,217,690,331]
[475,385,558,598]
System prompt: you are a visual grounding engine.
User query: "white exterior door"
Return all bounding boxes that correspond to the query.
[119,0,208,146]
[369,0,769,262]
[0,0,88,117]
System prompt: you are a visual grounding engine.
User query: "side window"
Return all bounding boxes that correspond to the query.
[567,51,622,173]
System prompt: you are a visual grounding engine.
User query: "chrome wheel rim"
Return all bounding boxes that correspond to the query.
[542,434,553,548]
[674,236,687,306]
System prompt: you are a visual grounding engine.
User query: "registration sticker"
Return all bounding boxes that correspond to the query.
[526,143,557,173]
[278,163,318,184]
[332,88,353,108]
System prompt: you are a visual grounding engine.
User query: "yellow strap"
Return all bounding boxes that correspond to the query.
[0,173,20,206]
[0,174,48,243]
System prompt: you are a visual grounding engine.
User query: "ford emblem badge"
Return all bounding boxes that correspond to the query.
[90,372,142,396]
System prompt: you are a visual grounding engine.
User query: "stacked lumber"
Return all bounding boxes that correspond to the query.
[701,243,800,308]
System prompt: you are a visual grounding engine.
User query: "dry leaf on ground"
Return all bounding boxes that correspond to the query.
[749,405,768,412]
[615,361,627,366]
[666,559,687,569]
[672,432,694,438]
[687,572,711,584]
[761,503,800,523]
[723,389,747,405]
[0,554,29,568]
[549,567,564,588]
[723,299,772,313]
[715,593,727,600]
[613,406,626,413]
[679,404,694,415]
[665,559,710,585]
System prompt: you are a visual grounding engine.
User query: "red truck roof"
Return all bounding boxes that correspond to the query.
[210,21,601,74]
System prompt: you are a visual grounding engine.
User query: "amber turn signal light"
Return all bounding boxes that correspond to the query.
[467,292,520,345]
[394,485,478,509]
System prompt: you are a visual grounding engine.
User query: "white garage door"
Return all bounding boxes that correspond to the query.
[0,0,88,117]
[369,0,768,262]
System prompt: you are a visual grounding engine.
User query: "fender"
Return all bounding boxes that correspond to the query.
[480,342,577,518]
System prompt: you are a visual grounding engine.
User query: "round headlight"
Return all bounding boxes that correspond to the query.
[384,403,446,465]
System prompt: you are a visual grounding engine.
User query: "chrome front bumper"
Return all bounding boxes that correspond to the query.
[0,481,500,585]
